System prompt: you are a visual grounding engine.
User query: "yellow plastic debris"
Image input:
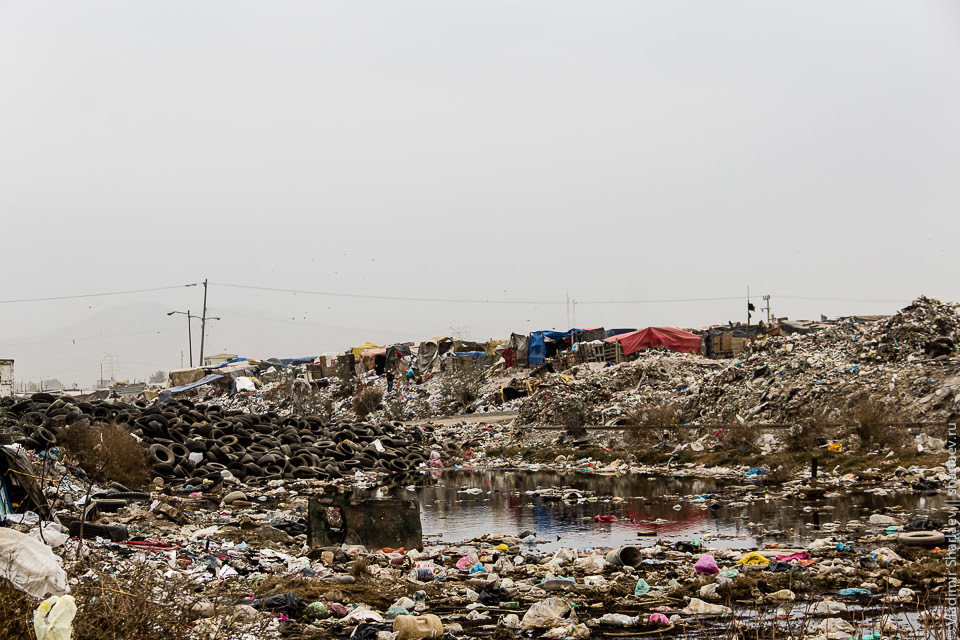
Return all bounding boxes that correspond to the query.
[736,552,770,566]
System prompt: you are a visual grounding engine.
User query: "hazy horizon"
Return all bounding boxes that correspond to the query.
[2,1,958,387]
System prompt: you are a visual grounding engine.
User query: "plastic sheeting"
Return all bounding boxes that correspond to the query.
[158,374,225,402]
[0,528,69,598]
[603,327,701,356]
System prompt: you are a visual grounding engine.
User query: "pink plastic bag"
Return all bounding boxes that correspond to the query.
[456,556,474,571]
[649,613,670,625]
[694,553,719,575]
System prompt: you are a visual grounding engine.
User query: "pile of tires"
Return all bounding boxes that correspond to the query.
[3,394,430,486]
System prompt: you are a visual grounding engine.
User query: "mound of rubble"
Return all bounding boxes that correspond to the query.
[518,296,960,426]
[1,394,432,487]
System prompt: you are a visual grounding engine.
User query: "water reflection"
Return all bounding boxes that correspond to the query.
[414,470,945,552]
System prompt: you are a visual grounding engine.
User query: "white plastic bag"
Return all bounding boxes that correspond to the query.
[0,528,69,598]
[521,598,572,630]
[34,595,77,640]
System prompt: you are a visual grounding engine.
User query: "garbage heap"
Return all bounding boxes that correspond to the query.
[1,395,432,487]
[517,296,960,426]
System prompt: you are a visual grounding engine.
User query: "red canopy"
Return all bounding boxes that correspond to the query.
[603,327,701,355]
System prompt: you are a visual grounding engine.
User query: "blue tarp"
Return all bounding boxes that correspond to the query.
[528,332,547,365]
[159,374,225,402]
[216,358,249,368]
[528,330,581,365]
[605,328,636,339]
[453,351,485,360]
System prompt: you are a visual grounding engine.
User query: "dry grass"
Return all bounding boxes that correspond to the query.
[625,403,681,447]
[841,395,912,453]
[352,388,383,418]
[437,369,483,414]
[0,578,34,640]
[57,423,150,488]
[0,563,268,640]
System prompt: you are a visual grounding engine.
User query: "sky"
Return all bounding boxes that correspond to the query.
[1,1,958,388]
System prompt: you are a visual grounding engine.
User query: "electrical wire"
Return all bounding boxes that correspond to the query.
[213,283,745,305]
[0,283,197,305]
[772,294,909,304]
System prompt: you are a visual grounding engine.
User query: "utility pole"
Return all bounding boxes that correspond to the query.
[565,293,570,329]
[199,278,208,367]
[746,286,754,342]
[762,294,772,324]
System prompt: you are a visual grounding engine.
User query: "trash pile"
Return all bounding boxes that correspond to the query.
[1,394,433,487]
[1,475,949,640]
[517,296,960,427]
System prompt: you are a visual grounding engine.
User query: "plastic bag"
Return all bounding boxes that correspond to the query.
[0,528,69,598]
[681,598,731,617]
[736,551,770,566]
[633,578,651,596]
[694,553,719,574]
[34,595,76,640]
[521,597,571,630]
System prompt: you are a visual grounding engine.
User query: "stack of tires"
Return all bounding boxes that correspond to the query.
[4,394,430,486]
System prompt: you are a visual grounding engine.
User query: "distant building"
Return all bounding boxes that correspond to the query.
[0,360,12,397]
[203,353,238,367]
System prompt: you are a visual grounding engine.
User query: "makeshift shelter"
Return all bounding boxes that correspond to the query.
[604,327,701,356]
[527,331,575,366]
[351,342,381,359]
[572,327,605,343]
[604,328,636,339]
[486,339,507,356]
[415,337,453,373]
[0,445,51,518]
[508,333,529,366]
[384,344,413,371]
[360,347,387,374]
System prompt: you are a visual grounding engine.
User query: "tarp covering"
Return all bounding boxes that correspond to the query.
[453,351,485,360]
[509,333,529,365]
[168,367,205,387]
[527,332,547,365]
[486,339,507,356]
[159,374,225,402]
[1,445,51,518]
[385,344,412,370]
[416,337,453,372]
[360,347,387,371]
[604,328,636,339]
[604,327,701,356]
[351,342,381,359]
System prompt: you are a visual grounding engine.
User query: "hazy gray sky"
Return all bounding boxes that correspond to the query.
[1,1,958,386]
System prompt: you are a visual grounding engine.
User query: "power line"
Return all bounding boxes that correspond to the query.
[213,282,566,304]
[214,309,418,339]
[577,296,742,305]
[213,283,745,306]
[0,329,167,348]
[0,283,197,305]
[772,294,909,304]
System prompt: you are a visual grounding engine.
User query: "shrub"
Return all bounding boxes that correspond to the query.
[57,423,150,488]
[352,388,383,418]
[625,403,681,447]
[438,369,483,414]
[841,396,912,453]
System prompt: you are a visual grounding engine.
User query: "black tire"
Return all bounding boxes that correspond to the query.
[148,444,175,466]
[898,531,946,547]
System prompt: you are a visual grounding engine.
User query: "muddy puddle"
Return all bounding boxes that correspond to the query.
[411,469,946,551]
